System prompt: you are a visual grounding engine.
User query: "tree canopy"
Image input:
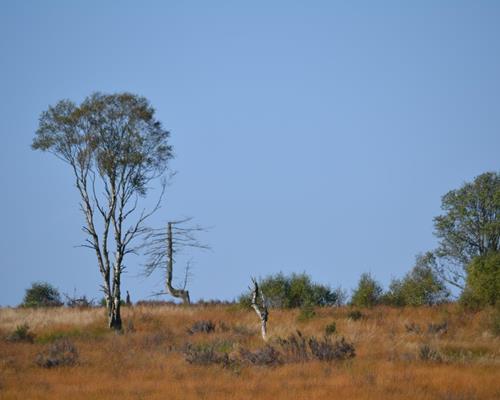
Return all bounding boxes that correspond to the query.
[32,92,172,330]
[432,171,499,289]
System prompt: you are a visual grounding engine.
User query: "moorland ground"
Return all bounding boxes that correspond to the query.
[1,304,499,400]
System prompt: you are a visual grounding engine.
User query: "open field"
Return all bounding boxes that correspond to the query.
[1,304,499,400]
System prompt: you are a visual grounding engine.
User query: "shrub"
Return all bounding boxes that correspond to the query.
[404,322,422,334]
[239,345,283,366]
[183,343,233,367]
[383,256,450,306]
[188,320,216,334]
[276,331,356,363]
[276,331,310,362]
[325,322,337,336]
[351,273,383,307]
[6,324,35,343]
[22,282,62,308]
[347,310,363,321]
[35,339,78,368]
[64,292,94,308]
[308,336,355,361]
[419,344,442,362]
[297,303,316,321]
[427,321,448,335]
[239,272,340,308]
[461,251,500,307]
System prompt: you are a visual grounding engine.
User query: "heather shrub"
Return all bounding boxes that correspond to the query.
[183,342,233,367]
[6,324,35,343]
[427,321,448,335]
[239,345,283,366]
[347,310,363,321]
[308,336,355,361]
[35,339,79,368]
[188,320,216,334]
[325,322,337,336]
[419,344,442,362]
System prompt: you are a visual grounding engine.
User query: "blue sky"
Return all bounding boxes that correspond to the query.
[1,1,499,305]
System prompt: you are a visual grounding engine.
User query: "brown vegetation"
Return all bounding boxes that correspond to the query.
[0,304,499,399]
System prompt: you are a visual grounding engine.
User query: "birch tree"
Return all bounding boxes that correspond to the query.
[32,92,172,330]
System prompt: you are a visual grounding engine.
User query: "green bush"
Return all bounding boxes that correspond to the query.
[6,324,35,343]
[383,257,449,306]
[239,272,340,308]
[347,310,363,321]
[297,303,316,321]
[351,273,383,308]
[22,282,62,308]
[461,251,500,307]
[325,322,337,336]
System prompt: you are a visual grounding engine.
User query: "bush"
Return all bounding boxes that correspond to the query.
[419,344,442,362]
[239,272,340,308]
[6,324,35,343]
[383,256,450,306]
[35,339,78,368]
[22,282,62,308]
[188,320,216,334]
[347,310,363,321]
[297,303,316,321]
[461,251,500,307]
[183,342,235,368]
[351,273,383,308]
[276,331,355,363]
[325,322,337,336]
[239,345,283,366]
[308,336,355,361]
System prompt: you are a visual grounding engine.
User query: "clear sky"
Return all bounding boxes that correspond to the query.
[1,1,499,306]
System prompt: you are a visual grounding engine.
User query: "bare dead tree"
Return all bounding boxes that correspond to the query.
[250,278,269,341]
[144,218,209,304]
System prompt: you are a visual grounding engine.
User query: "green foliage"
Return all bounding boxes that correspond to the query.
[325,322,337,336]
[32,93,172,195]
[6,324,35,343]
[351,273,383,308]
[432,171,500,288]
[297,303,316,321]
[347,310,363,321]
[461,251,500,307]
[22,282,62,308]
[383,255,450,306]
[239,272,340,308]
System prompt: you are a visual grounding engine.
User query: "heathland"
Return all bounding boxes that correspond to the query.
[1,304,499,400]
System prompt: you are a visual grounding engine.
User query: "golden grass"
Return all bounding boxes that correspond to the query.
[0,304,499,399]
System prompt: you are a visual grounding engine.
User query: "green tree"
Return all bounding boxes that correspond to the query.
[433,172,499,289]
[239,272,341,308]
[22,282,62,308]
[351,273,383,307]
[384,254,449,306]
[461,251,500,307]
[32,92,172,330]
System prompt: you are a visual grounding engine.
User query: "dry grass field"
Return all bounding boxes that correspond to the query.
[1,304,499,400]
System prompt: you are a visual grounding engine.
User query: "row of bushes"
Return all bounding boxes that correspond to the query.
[350,251,500,308]
[20,250,499,309]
